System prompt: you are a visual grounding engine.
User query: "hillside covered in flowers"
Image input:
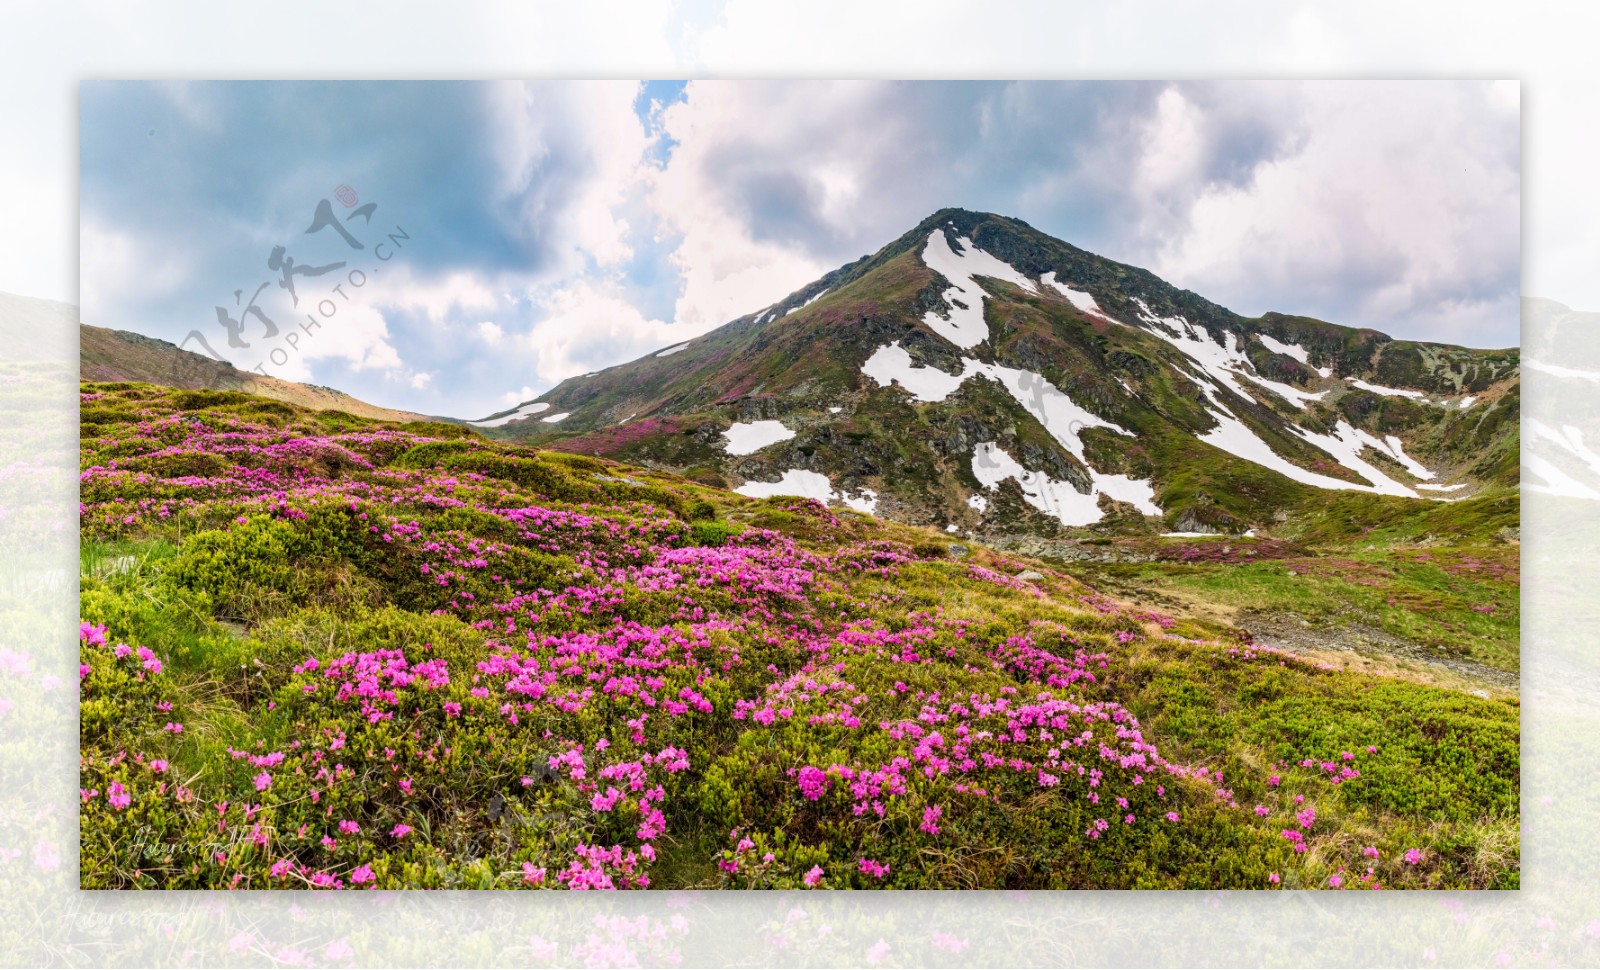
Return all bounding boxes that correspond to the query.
[78,383,1519,890]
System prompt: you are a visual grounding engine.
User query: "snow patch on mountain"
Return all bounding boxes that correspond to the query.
[862,339,1161,523]
[469,400,550,428]
[722,419,795,455]
[1259,333,1334,377]
[1258,333,1310,365]
[842,488,879,514]
[861,344,970,402]
[975,362,1135,461]
[971,442,1107,526]
[541,412,570,423]
[1040,272,1107,318]
[1132,299,1325,408]
[971,440,1159,526]
[656,343,690,357]
[919,230,1036,349]
[734,469,877,514]
[1191,380,1418,497]
[784,288,830,317]
[1347,429,1434,480]
[735,469,832,503]
[1349,378,1426,400]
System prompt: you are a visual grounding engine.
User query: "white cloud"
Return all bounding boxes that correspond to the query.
[295,302,403,375]
[1133,87,1209,206]
[516,279,710,383]
[641,80,1517,347]
[648,81,928,330]
[367,266,501,324]
[475,321,505,345]
[485,80,652,273]
[1145,82,1518,341]
[79,219,194,328]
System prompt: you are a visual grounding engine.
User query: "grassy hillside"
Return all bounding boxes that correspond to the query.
[78,382,1518,890]
[80,323,436,424]
[1057,491,1520,681]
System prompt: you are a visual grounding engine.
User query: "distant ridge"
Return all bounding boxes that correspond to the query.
[79,319,441,424]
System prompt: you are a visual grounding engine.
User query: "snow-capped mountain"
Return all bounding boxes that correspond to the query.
[478,209,1519,537]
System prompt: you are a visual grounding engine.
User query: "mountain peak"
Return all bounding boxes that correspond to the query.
[475,212,1519,539]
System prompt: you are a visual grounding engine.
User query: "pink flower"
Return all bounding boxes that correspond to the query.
[270,859,293,878]
[149,760,169,774]
[796,765,829,800]
[1328,874,1343,889]
[390,824,412,839]
[253,772,272,792]
[920,805,943,835]
[107,781,131,811]
[523,862,546,885]
[1268,873,1281,885]
[338,820,360,834]
[804,865,824,887]
[1165,811,1179,823]
[1404,848,1424,865]
[1362,846,1380,859]
[350,865,375,884]
[857,857,890,879]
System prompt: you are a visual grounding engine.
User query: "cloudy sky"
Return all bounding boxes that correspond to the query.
[80,80,1518,418]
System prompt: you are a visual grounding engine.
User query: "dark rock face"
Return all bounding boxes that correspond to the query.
[901,328,967,376]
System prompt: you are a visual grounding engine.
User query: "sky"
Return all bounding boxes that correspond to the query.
[78,79,1519,419]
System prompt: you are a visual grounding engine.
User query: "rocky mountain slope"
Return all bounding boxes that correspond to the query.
[475,209,1519,538]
